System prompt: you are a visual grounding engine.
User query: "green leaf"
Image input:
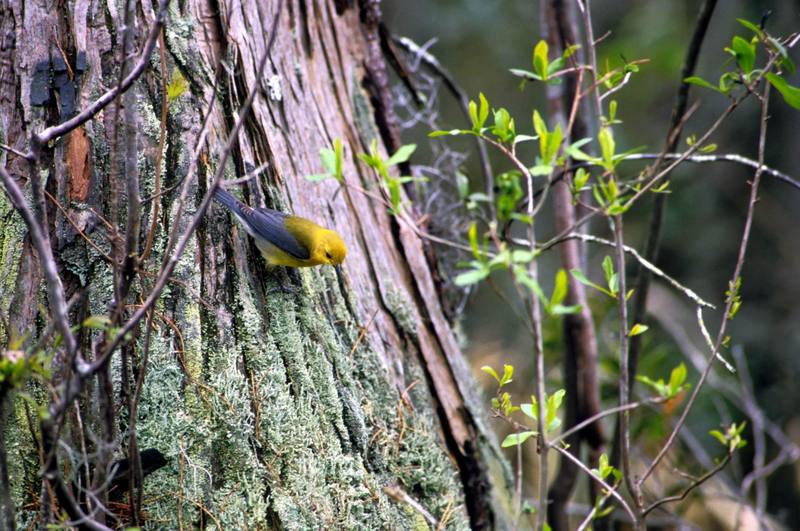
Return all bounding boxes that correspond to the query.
[629,323,649,337]
[469,99,479,130]
[683,76,720,93]
[500,364,514,387]
[544,123,563,164]
[668,363,687,393]
[333,138,344,181]
[513,134,538,144]
[166,70,188,102]
[768,36,796,76]
[765,73,800,110]
[531,164,553,176]
[532,110,547,138]
[550,269,568,307]
[509,68,542,81]
[491,108,516,143]
[572,168,589,192]
[730,36,756,73]
[456,172,470,200]
[512,250,536,263]
[549,304,581,315]
[509,213,533,225]
[454,268,489,286]
[563,137,593,161]
[468,223,480,259]
[602,256,615,286]
[515,267,548,308]
[520,401,538,420]
[736,18,764,39]
[502,431,537,448]
[598,127,616,171]
[387,144,417,166]
[478,92,490,129]
[709,429,728,446]
[570,268,613,298]
[83,315,112,329]
[481,365,499,383]
[636,374,668,398]
[545,389,566,432]
[320,147,337,174]
[429,129,467,137]
[533,40,549,80]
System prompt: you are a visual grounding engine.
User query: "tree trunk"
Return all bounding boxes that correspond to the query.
[0,0,513,528]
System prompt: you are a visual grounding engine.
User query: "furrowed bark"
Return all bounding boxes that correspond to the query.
[0,0,513,528]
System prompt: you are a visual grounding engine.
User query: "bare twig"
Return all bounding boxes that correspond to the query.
[0,168,78,362]
[383,485,439,527]
[541,232,715,308]
[623,152,800,190]
[612,215,643,520]
[638,74,772,491]
[552,445,636,524]
[549,397,664,448]
[643,452,732,516]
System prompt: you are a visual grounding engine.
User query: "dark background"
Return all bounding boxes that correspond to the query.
[384,0,800,526]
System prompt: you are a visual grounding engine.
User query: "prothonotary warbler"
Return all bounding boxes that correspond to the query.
[213,187,346,276]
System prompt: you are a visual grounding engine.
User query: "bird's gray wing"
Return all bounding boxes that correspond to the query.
[240,206,310,260]
[214,187,310,260]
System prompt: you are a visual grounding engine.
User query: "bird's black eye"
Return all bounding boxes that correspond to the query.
[325,251,332,260]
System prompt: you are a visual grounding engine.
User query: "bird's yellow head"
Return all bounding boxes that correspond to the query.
[316,230,347,266]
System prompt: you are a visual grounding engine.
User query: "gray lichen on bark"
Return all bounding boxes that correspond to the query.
[0,0,517,529]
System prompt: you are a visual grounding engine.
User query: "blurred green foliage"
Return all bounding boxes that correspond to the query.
[385,0,800,524]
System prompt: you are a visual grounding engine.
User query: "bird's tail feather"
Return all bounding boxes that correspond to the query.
[213,187,243,215]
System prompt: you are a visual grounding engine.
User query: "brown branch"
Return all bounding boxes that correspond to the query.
[140,30,169,263]
[643,452,732,516]
[540,2,604,529]
[0,168,78,361]
[548,397,664,448]
[623,152,800,191]
[551,445,636,524]
[638,73,772,492]
[612,215,643,520]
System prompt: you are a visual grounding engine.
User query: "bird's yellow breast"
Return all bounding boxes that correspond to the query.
[258,216,345,267]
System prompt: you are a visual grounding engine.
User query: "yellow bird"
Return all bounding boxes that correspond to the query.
[214,187,346,275]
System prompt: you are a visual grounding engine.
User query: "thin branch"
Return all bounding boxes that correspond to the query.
[551,445,636,524]
[549,397,663,448]
[696,307,734,372]
[643,452,732,516]
[623,152,800,191]
[140,30,169,263]
[525,232,715,308]
[0,168,78,361]
[612,215,642,518]
[383,485,439,527]
[638,74,772,490]
[574,0,603,124]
